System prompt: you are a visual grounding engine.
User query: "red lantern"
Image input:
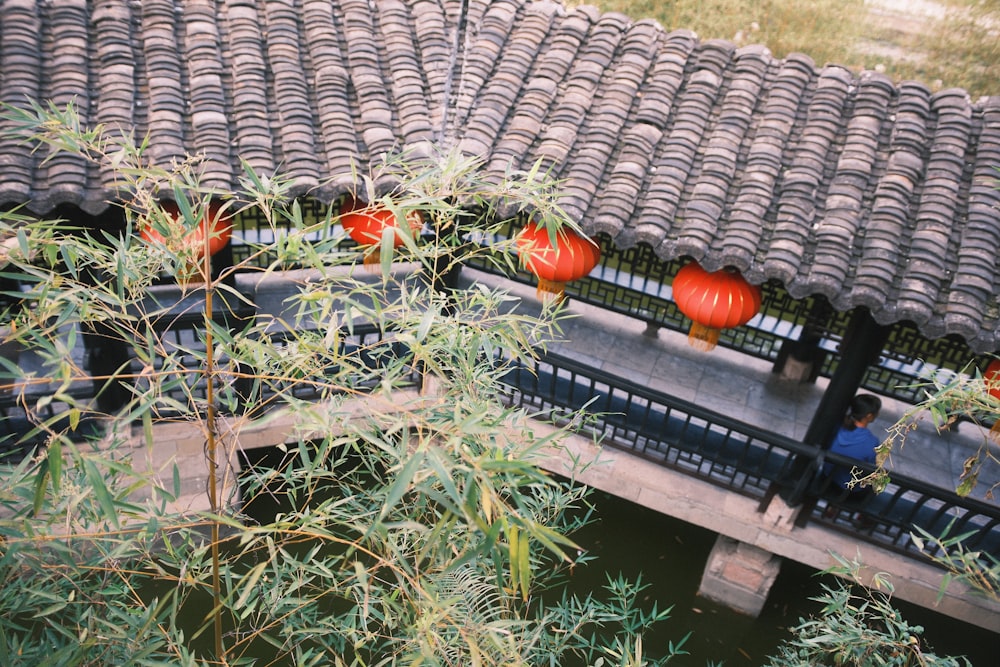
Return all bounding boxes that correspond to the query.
[141,200,231,256]
[339,197,423,270]
[672,261,761,351]
[140,199,231,282]
[515,221,601,301]
[984,359,1000,442]
[984,359,1000,400]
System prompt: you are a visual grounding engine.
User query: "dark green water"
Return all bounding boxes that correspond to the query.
[573,490,998,666]
[235,445,997,665]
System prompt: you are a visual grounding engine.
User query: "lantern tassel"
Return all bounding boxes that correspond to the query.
[363,249,382,273]
[536,277,566,302]
[175,255,206,288]
[687,322,720,351]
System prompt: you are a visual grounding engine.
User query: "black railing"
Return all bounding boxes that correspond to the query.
[3,295,997,565]
[460,220,985,406]
[241,324,420,404]
[806,454,1000,558]
[225,199,986,408]
[499,348,1000,562]
[131,315,420,412]
[500,352,801,500]
[221,203,990,405]
[0,315,419,464]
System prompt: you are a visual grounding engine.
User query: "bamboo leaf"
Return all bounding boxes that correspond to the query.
[33,600,68,618]
[47,438,62,495]
[508,522,520,596]
[378,451,423,522]
[415,305,436,343]
[379,225,394,277]
[32,458,50,516]
[235,562,268,611]
[448,518,503,573]
[173,463,181,498]
[525,522,579,563]
[59,243,78,280]
[16,228,29,260]
[517,528,531,600]
[83,458,120,528]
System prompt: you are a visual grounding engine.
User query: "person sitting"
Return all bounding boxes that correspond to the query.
[824,393,883,500]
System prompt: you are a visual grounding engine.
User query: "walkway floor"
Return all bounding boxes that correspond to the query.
[463,268,1000,506]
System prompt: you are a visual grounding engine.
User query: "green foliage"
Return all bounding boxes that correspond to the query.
[911,523,1000,604]
[766,556,973,667]
[875,0,999,99]
[878,362,1000,502]
[2,96,989,667]
[0,103,678,665]
[592,0,867,64]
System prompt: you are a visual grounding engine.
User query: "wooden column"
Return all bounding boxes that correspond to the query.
[772,295,832,383]
[778,307,891,517]
[66,205,135,416]
[803,306,890,449]
[760,306,890,511]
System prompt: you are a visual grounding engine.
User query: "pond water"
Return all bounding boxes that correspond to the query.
[234,445,996,665]
[572,490,998,666]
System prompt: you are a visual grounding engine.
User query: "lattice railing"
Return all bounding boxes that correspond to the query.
[461,218,984,404]
[224,204,986,406]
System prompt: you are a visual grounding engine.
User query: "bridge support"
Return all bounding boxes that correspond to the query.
[698,535,782,617]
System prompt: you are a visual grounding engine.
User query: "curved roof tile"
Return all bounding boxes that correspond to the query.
[1,0,999,351]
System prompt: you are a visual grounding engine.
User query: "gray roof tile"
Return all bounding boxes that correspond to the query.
[3,0,1000,350]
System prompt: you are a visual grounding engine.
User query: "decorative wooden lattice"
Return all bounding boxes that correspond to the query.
[228,205,984,405]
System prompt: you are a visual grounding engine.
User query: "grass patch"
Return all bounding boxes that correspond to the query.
[892,0,999,96]
[577,0,998,97]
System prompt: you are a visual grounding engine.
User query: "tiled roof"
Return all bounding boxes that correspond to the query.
[1,0,999,350]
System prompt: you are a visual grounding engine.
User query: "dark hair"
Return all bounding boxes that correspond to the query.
[843,394,882,430]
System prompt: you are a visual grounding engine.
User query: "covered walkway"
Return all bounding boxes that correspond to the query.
[459,268,1000,631]
[473,267,1000,502]
[3,263,998,630]
[1,0,998,639]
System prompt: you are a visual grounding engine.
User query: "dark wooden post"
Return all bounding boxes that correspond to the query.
[803,307,890,449]
[759,306,890,512]
[772,295,832,383]
[83,321,134,415]
[58,205,136,417]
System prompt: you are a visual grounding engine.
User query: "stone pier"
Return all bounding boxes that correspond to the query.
[697,535,782,616]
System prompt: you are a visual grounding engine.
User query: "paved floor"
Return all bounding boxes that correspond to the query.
[463,268,1000,505]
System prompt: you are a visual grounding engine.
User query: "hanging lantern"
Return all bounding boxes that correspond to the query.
[671,261,761,351]
[983,359,1000,443]
[515,221,601,301]
[339,197,423,270]
[984,359,1000,400]
[140,199,231,282]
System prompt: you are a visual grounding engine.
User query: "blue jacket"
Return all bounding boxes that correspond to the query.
[825,426,879,489]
